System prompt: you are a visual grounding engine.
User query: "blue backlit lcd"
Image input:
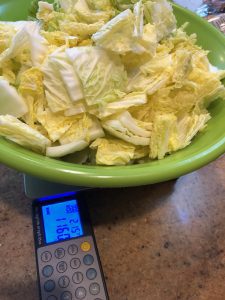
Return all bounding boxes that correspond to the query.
[42,199,83,244]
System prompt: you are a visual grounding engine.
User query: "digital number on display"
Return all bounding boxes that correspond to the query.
[42,200,83,244]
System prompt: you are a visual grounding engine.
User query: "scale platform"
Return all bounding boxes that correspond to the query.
[24,174,89,198]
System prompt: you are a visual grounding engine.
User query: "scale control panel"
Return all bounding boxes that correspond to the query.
[32,192,109,300]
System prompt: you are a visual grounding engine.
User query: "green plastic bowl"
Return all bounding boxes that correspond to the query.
[0,1,225,187]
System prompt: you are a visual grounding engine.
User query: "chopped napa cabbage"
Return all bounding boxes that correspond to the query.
[133,3,158,55]
[37,0,110,40]
[18,67,45,102]
[140,53,172,75]
[119,22,158,71]
[57,0,86,13]
[0,23,30,65]
[0,23,16,54]
[128,52,172,94]
[134,49,193,91]
[58,0,115,19]
[92,9,134,54]
[3,21,31,31]
[110,0,138,11]
[133,0,143,38]
[99,92,147,117]
[66,0,114,23]
[0,21,48,67]
[46,140,88,157]
[128,101,152,123]
[150,113,211,159]
[86,0,113,11]
[118,111,151,137]
[57,0,74,12]
[110,0,176,42]
[191,49,209,72]
[159,25,197,55]
[121,51,152,71]
[66,46,127,108]
[18,67,45,126]
[189,67,225,112]
[18,67,44,99]
[64,102,87,116]
[138,23,157,54]
[143,0,176,41]
[42,48,84,112]
[74,9,111,25]
[45,0,114,31]
[0,114,51,153]
[102,111,151,146]
[49,49,84,102]
[41,30,78,47]
[37,109,76,142]
[32,123,49,138]
[0,77,28,118]
[37,1,54,22]
[92,5,157,56]
[150,113,176,159]
[59,114,104,145]
[131,82,197,120]
[59,20,105,38]
[37,10,67,32]
[127,69,170,95]
[90,138,135,165]
[127,27,225,115]
[78,38,93,46]
[1,60,19,85]
[134,145,149,159]
[172,49,192,87]
[169,113,211,152]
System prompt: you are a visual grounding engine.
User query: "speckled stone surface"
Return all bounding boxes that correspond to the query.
[1,154,225,300]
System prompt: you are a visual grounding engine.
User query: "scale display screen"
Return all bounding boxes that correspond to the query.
[42,199,83,244]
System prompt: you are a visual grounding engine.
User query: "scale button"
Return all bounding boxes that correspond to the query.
[56,261,67,273]
[55,248,65,259]
[72,272,83,284]
[83,254,94,266]
[42,265,54,278]
[60,291,72,300]
[70,258,81,269]
[47,296,57,300]
[86,268,97,280]
[44,280,55,293]
[89,283,100,295]
[75,287,86,299]
[68,244,78,255]
[41,251,52,263]
[81,241,91,252]
[58,276,70,288]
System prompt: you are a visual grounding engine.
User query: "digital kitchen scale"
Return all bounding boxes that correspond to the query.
[24,175,109,300]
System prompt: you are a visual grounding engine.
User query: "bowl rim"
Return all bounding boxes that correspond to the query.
[0,3,225,187]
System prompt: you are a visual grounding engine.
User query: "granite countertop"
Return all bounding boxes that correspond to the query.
[1,156,225,300]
